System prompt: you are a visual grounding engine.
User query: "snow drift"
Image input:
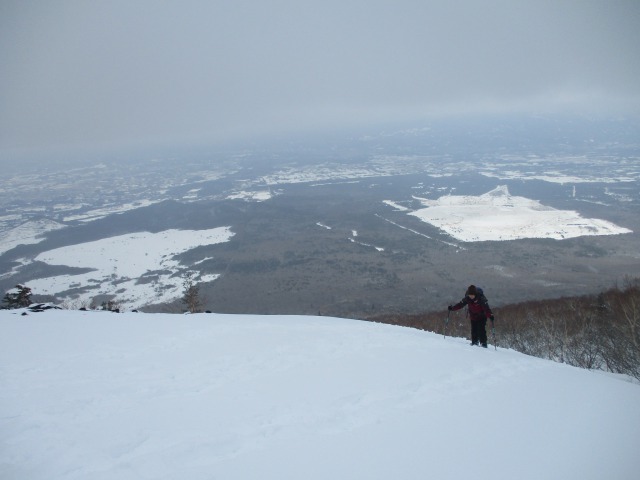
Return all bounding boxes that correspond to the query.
[1,309,639,480]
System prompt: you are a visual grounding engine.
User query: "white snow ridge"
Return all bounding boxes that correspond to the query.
[409,185,632,241]
[1,309,639,480]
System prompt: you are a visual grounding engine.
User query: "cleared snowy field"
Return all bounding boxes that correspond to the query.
[26,227,234,309]
[1,309,639,480]
[408,186,632,241]
[0,219,66,256]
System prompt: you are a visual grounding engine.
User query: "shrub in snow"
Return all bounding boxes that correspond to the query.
[2,284,32,309]
[100,299,121,312]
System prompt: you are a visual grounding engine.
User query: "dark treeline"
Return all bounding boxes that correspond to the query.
[366,279,640,380]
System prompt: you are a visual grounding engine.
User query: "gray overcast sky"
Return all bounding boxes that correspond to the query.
[2,0,639,155]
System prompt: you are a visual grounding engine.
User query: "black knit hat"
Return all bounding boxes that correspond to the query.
[466,285,477,296]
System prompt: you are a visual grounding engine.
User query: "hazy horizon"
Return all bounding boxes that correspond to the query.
[2,0,640,161]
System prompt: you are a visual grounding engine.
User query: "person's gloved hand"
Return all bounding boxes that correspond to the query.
[489,315,495,322]
[448,305,453,311]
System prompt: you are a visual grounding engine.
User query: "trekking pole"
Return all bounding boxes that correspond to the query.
[444,309,450,339]
[491,318,497,350]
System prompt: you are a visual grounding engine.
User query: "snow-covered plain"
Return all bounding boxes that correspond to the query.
[62,200,164,223]
[408,186,632,242]
[1,309,639,480]
[0,219,66,256]
[225,190,273,202]
[28,227,234,309]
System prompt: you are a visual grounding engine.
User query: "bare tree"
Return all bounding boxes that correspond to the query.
[182,273,203,314]
[60,298,92,310]
[599,281,640,379]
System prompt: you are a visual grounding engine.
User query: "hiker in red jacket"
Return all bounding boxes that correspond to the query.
[448,285,494,348]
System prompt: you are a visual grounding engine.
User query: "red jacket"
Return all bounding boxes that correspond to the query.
[451,295,493,321]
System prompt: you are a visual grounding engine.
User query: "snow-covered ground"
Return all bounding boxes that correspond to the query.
[479,155,638,184]
[225,190,273,202]
[1,309,638,480]
[382,200,411,212]
[63,200,164,223]
[28,227,234,309]
[0,219,66,256]
[408,186,632,241]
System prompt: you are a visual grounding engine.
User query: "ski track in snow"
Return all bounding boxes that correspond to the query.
[1,309,639,480]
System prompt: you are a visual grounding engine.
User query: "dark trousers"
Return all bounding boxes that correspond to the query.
[471,318,487,346]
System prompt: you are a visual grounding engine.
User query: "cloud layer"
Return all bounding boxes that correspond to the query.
[2,0,639,153]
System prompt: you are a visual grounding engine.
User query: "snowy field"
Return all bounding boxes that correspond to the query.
[0,219,66,256]
[408,186,632,241]
[27,227,234,309]
[1,309,639,480]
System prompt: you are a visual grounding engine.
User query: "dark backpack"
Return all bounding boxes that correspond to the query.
[475,287,489,305]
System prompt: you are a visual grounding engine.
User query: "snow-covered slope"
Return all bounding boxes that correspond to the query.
[1,309,639,480]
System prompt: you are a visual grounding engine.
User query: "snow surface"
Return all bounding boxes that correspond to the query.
[382,200,411,212]
[225,190,273,202]
[409,186,632,242]
[63,200,163,223]
[1,309,639,480]
[0,219,66,256]
[28,227,234,309]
